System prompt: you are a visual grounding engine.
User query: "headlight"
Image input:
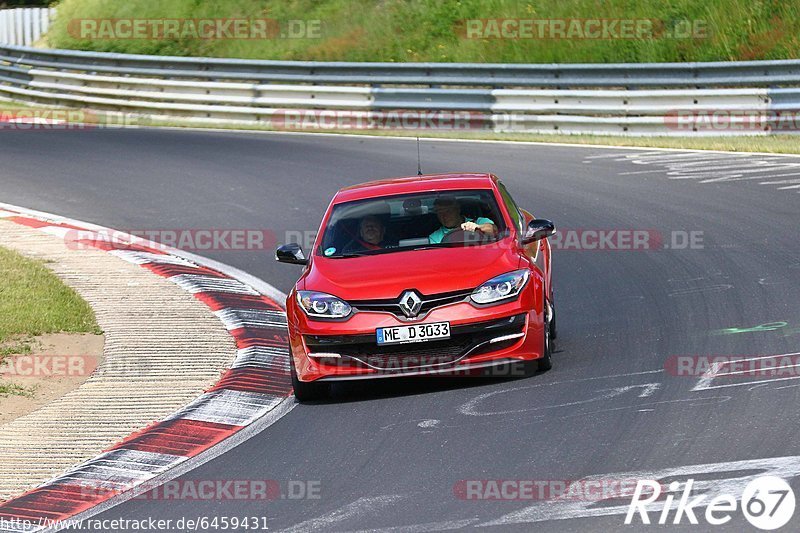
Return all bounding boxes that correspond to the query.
[471,270,530,305]
[297,291,352,319]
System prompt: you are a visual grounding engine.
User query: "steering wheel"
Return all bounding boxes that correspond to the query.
[442,228,484,244]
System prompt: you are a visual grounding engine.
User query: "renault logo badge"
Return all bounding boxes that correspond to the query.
[398,290,423,318]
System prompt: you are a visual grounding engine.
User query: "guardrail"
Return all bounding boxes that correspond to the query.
[0,8,53,47]
[1,42,799,135]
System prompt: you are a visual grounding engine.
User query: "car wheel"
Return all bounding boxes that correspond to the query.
[548,294,558,341]
[290,357,329,402]
[538,292,553,372]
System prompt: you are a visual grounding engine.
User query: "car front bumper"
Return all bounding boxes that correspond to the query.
[289,290,545,382]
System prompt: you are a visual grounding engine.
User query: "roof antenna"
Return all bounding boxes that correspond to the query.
[416,136,423,176]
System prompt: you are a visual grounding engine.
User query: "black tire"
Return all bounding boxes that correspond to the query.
[538,293,554,372]
[548,290,558,341]
[290,358,329,402]
[520,295,553,376]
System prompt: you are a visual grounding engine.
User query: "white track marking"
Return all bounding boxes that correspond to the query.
[346,519,479,532]
[460,381,662,417]
[774,383,800,391]
[590,151,800,193]
[481,456,800,527]
[759,175,800,184]
[277,495,404,533]
[668,284,734,297]
[459,369,665,417]
[692,352,800,391]
[558,396,731,421]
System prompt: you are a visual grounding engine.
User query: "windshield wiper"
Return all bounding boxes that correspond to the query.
[329,252,372,258]
[406,242,459,251]
[328,249,388,258]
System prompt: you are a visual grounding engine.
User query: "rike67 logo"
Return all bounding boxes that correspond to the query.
[626,476,795,530]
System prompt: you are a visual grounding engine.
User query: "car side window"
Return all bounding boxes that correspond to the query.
[497,181,524,235]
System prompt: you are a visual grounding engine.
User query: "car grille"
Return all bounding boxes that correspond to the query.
[350,288,472,320]
[304,313,526,371]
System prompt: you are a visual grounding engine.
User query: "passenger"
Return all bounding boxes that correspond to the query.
[343,215,394,252]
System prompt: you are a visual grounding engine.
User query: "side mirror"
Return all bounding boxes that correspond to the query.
[522,219,556,244]
[276,243,308,265]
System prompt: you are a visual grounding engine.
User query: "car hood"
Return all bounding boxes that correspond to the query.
[303,245,520,300]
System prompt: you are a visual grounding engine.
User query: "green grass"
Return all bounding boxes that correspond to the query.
[0,100,37,113]
[0,245,100,396]
[0,246,101,351]
[0,383,33,398]
[45,0,800,63]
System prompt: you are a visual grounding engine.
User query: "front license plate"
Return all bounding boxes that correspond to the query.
[376,322,450,345]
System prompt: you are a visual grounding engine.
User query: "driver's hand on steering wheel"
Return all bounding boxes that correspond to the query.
[461,221,480,232]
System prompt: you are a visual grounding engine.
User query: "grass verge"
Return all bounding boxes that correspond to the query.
[0,245,101,395]
[0,383,32,398]
[44,0,800,63]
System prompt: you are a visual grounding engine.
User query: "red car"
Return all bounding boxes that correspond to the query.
[276,173,556,401]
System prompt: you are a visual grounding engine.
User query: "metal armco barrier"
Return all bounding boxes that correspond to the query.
[1,42,799,135]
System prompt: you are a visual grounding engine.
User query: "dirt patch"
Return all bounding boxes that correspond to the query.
[0,333,104,425]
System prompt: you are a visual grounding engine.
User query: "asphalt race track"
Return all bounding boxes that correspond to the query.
[2,128,799,531]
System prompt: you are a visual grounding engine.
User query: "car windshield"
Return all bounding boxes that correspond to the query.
[317,189,507,258]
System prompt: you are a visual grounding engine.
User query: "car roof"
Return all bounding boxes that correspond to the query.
[333,173,498,203]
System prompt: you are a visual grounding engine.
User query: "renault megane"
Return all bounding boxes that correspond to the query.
[276,173,556,401]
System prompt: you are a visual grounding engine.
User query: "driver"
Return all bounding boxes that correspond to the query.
[343,215,394,252]
[429,196,497,244]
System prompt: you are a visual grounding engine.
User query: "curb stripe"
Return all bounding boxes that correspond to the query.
[0,209,293,531]
[194,291,284,312]
[110,420,240,458]
[232,346,291,370]
[209,367,293,395]
[142,262,229,279]
[214,308,288,330]
[168,274,260,295]
[73,239,169,254]
[107,250,193,266]
[168,389,286,426]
